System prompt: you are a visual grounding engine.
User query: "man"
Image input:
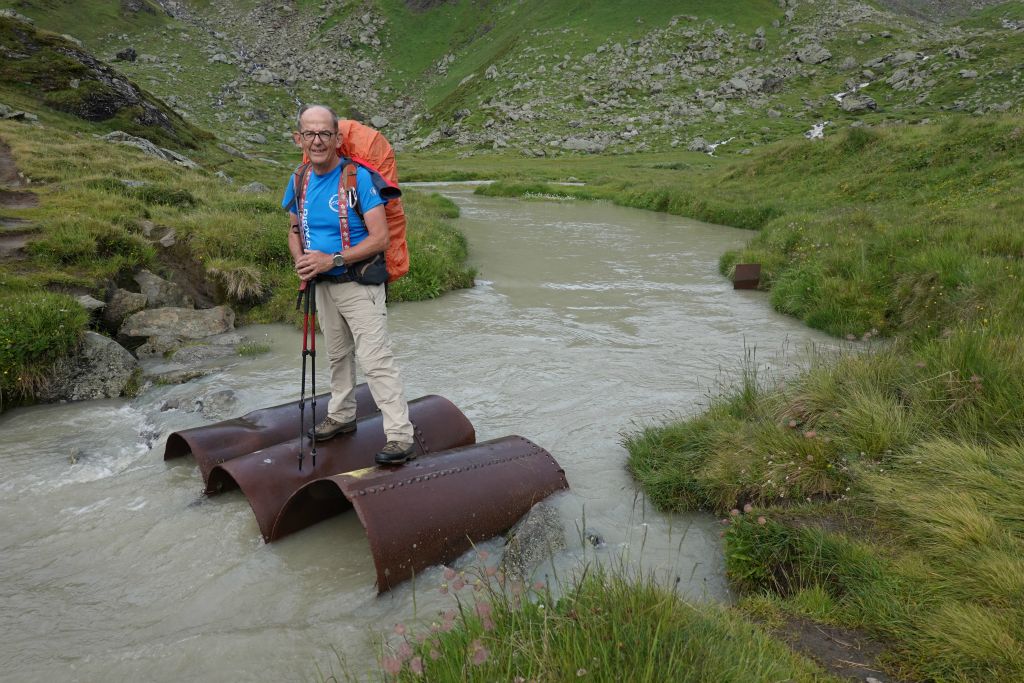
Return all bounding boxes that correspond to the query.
[282,104,416,465]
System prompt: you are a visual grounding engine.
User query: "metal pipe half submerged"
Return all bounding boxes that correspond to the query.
[164,392,569,592]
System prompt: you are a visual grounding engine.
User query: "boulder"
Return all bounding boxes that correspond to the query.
[370,115,390,128]
[115,47,137,62]
[501,502,567,581]
[76,294,105,313]
[36,332,139,402]
[103,288,147,330]
[239,181,270,193]
[120,305,235,340]
[134,269,193,308]
[840,94,877,113]
[795,45,831,65]
[102,131,198,169]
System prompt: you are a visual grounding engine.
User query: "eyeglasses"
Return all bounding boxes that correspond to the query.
[298,130,336,143]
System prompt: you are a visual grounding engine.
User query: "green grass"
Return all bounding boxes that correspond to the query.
[333,562,835,683]
[0,277,89,409]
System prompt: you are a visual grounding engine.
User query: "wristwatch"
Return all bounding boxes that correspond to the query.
[332,252,344,268]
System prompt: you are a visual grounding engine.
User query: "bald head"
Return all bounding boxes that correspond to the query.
[296,104,339,131]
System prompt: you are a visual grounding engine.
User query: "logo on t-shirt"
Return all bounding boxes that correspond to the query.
[328,193,340,213]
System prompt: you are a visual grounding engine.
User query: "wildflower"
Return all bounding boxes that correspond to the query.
[577,668,588,677]
[743,503,753,513]
[443,566,457,580]
[452,577,466,591]
[757,516,767,525]
[533,580,546,591]
[396,641,413,661]
[394,623,407,636]
[410,656,424,675]
[485,565,498,577]
[382,656,402,675]
[476,601,493,619]
[478,549,490,561]
[470,639,489,665]
[788,419,798,428]
[804,430,817,439]
[730,508,740,516]
[430,649,441,660]
[439,585,448,595]
[482,616,495,631]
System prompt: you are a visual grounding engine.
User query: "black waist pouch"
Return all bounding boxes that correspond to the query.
[349,252,389,285]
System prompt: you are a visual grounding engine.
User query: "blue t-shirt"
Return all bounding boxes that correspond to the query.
[282,162,387,276]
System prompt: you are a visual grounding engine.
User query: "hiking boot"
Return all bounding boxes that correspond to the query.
[308,416,357,442]
[374,440,416,465]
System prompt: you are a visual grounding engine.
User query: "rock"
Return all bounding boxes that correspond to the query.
[959,69,978,79]
[217,143,251,160]
[209,53,231,64]
[748,37,766,51]
[453,108,471,121]
[158,229,176,248]
[501,502,566,581]
[485,64,499,79]
[134,269,193,308]
[795,45,831,65]
[76,294,105,313]
[101,131,198,169]
[103,288,147,330]
[135,334,184,357]
[891,51,921,66]
[171,344,237,364]
[149,368,211,385]
[36,332,139,402]
[688,136,710,152]
[245,133,267,145]
[0,9,33,23]
[239,181,270,194]
[115,47,137,62]
[198,389,237,418]
[252,69,279,84]
[561,137,606,153]
[120,305,235,340]
[214,170,233,184]
[840,94,877,113]
[370,115,389,128]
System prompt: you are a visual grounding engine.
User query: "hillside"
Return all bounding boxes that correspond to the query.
[3,0,1022,161]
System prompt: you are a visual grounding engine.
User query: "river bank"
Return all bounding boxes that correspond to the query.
[395,116,1024,681]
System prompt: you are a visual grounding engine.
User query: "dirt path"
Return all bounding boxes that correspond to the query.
[0,138,38,259]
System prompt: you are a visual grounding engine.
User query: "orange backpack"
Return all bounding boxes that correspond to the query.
[299,119,409,283]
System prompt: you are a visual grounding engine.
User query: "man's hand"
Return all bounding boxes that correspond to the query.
[295,250,333,281]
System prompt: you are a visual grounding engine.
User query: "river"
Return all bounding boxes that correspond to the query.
[0,186,835,681]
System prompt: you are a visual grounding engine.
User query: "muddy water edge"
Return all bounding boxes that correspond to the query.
[0,186,837,681]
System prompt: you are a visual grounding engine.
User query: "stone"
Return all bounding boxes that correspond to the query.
[239,181,270,193]
[36,332,139,402]
[840,94,877,113]
[561,137,606,153]
[370,115,390,128]
[688,136,710,152]
[158,229,176,248]
[149,368,211,385]
[485,64,499,79]
[101,131,198,169]
[115,47,137,62]
[134,269,193,308]
[501,502,566,581]
[245,133,267,145]
[171,344,237,364]
[795,45,831,65]
[120,305,235,340]
[959,69,978,79]
[76,294,105,313]
[103,288,147,330]
[217,143,251,159]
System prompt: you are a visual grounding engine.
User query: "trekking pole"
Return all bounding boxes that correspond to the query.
[308,278,318,470]
[297,279,310,472]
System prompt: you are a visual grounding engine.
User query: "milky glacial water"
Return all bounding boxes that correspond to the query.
[0,186,836,681]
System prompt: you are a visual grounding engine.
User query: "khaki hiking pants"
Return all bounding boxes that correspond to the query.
[314,280,415,445]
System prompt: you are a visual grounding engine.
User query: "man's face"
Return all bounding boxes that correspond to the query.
[294,108,338,166]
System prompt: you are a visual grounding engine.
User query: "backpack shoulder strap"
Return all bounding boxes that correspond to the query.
[293,162,312,215]
[341,161,361,218]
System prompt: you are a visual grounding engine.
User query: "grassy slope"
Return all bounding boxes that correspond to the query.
[0,111,474,406]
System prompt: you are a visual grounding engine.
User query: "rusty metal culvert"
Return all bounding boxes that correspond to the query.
[205,394,476,540]
[163,384,377,485]
[273,435,569,591]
